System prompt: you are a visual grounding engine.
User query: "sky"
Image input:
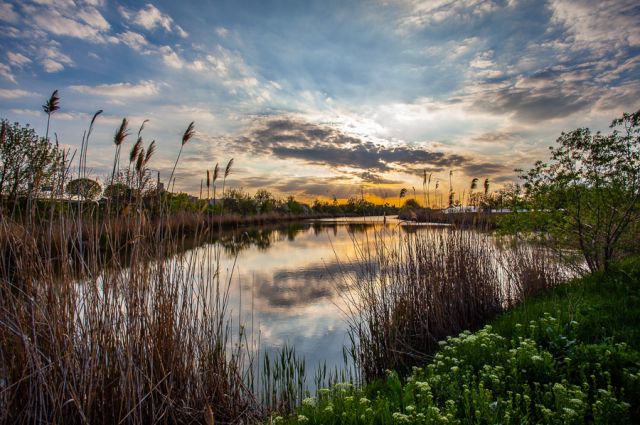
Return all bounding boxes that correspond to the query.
[1,0,639,205]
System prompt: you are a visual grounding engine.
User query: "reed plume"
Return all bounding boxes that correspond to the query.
[224,158,234,178]
[42,89,60,141]
[471,178,478,190]
[115,118,130,148]
[144,140,156,165]
[130,137,143,164]
[111,118,130,188]
[169,121,196,190]
[136,148,145,174]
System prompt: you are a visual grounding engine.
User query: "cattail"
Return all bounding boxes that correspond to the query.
[213,163,219,183]
[182,121,195,146]
[484,178,490,195]
[114,118,130,147]
[207,170,211,188]
[423,170,427,185]
[130,137,143,163]
[471,178,478,190]
[224,158,234,178]
[435,181,439,189]
[144,140,156,165]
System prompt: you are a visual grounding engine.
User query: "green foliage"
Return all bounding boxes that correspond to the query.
[0,119,63,200]
[103,183,132,201]
[400,198,422,211]
[255,188,276,213]
[65,178,102,200]
[285,195,304,214]
[502,110,640,272]
[281,259,640,424]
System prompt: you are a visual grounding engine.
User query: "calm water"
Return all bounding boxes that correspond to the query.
[190,216,439,380]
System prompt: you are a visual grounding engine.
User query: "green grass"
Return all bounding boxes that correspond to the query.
[275,257,640,424]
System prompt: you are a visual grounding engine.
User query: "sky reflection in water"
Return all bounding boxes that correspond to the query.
[188,217,421,380]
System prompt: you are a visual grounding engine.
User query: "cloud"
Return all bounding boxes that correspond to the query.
[395,0,503,31]
[7,52,32,67]
[0,63,16,83]
[119,4,184,36]
[38,45,74,72]
[470,131,515,144]
[216,27,228,37]
[69,80,164,97]
[549,0,640,50]
[161,48,184,69]
[350,171,404,185]
[31,7,110,42]
[0,1,19,22]
[189,45,250,79]
[175,25,188,38]
[76,7,110,31]
[0,89,37,98]
[470,83,592,122]
[231,116,468,175]
[118,30,150,52]
[42,59,64,72]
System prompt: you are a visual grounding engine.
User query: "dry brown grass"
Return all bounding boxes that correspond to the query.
[337,226,566,383]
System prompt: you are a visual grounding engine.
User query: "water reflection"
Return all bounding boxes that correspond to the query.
[182,216,425,383]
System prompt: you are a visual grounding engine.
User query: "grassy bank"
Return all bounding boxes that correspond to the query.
[277,257,640,424]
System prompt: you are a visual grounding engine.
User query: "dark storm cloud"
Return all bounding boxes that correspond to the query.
[232,116,468,173]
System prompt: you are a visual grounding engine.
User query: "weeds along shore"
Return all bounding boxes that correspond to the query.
[334,224,566,384]
[278,254,640,425]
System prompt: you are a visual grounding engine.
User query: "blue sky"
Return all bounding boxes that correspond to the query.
[1,0,639,203]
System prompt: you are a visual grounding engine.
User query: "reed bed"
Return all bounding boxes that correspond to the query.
[0,115,310,424]
[337,226,566,383]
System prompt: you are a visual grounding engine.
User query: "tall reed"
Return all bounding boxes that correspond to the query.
[0,116,281,424]
[337,226,566,383]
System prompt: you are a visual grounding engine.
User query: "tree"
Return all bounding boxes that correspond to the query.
[0,120,63,201]
[511,109,640,273]
[65,178,102,200]
[401,198,422,211]
[103,182,133,202]
[285,195,304,214]
[254,189,275,213]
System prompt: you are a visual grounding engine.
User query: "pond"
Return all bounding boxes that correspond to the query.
[188,215,446,387]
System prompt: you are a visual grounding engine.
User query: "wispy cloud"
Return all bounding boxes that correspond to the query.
[69,80,165,97]
[119,3,185,36]
[31,7,113,43]
[0,88,37,98]
[7,52,32,67]
[38,45,74,73]
[0,1,20,23]
[0,63,16,83]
